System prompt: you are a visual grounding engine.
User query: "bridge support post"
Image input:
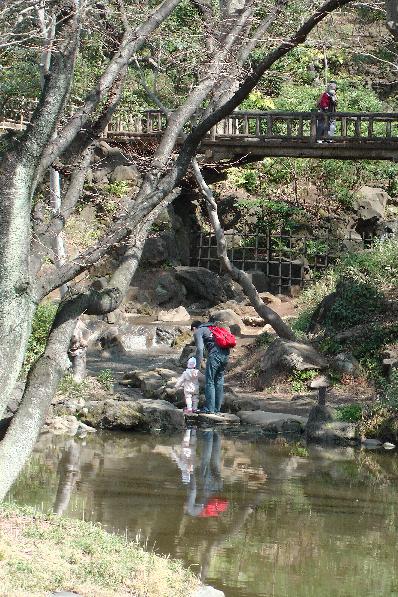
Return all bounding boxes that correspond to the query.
[310,110,317,142]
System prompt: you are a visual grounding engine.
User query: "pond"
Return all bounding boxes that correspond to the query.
[8,430,398,597]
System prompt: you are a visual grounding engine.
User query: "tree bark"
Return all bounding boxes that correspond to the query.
[0,3,81,416]
[192,159,295,340]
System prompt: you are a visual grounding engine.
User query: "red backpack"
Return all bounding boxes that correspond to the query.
[209,326,236,349]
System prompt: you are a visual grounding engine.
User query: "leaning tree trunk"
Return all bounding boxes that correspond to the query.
[192,159,295,340]
[0,157,38,417]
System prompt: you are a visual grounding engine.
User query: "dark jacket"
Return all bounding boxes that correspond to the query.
[194,323,217,367]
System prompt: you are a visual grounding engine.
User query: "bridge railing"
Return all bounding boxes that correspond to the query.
[106,109,398,143]
[214,110,398,142]
[3,106,398,143]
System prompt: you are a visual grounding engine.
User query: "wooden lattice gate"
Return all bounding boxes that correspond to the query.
[190,228,374,294]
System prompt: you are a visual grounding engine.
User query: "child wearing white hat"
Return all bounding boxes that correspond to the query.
[175,357,200,413]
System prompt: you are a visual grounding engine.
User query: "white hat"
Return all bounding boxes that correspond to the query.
[187,357,196,369]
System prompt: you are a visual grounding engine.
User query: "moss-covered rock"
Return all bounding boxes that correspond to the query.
[80,399,146,430]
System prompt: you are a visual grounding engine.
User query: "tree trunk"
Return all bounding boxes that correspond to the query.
[0,158,38,417]
[192,159,296,340]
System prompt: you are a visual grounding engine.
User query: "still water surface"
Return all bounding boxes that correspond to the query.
[8,430,398,597]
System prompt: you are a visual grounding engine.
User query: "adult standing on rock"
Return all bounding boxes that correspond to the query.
[190,321,231,414]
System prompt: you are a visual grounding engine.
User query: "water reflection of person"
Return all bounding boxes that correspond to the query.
[171,429,197,484]
[185,429,228,518]
[180,429,266,583]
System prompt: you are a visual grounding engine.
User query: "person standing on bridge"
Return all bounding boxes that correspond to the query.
[316,81,337,142]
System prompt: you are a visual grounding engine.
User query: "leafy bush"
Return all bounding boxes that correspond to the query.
[289,442,309,458]
[255,331,274,347]
[290,369,318,393]
[335,403,363,422]
[105,181,130,198]
[58,373,89,401]
[97,369,114,390]
[24,302,58,373]
[294,239,398,336]
[324,279,383,332]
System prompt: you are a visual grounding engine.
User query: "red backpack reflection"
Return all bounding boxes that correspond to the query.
[198,497,229,518]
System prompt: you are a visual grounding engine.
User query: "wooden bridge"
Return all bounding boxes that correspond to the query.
[106,109,398,161]
[2,108,398,161]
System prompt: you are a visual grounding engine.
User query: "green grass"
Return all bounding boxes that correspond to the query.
[0,503,198,597]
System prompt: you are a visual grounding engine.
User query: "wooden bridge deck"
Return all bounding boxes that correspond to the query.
[2,108,398,161]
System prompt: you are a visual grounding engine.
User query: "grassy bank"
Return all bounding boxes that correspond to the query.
[0,503,198,597]
[293,238,398,387]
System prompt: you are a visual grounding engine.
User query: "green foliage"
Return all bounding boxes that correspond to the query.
[335,403,363,422]
[58,374,89,401]
[240,90,276,111]
[255,331,274,347]
[384,369,398,406]
[228,168,259,193]
[24,302,58,373]
[305,240,328,257]
[105,181,130,198]
[359,382,398,439]
[97,369,114,390]
[290,369,318,393]
[324,279,382,332]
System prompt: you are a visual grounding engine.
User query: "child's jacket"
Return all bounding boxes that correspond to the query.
[175,369,200,394]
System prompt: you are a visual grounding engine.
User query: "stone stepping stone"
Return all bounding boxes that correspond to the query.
[362,438,382,449]
[185,412,240,425]
[237,410,307,433]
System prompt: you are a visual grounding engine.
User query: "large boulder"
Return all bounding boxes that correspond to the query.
[92,143,141,185]
[245,270,269,292]
[155,271,187,305]
[110,164,140,183]
[80,400,146,430]
[353,186,389,223]
[142,232,180,266]
[237,410,307,433]
[332,352,361,377]
[175,267,227,305]
[187,412,240,426]
[121,368,181,400]
[260,338,327,385]
[209,308,244,335]
[135,399,185,431]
